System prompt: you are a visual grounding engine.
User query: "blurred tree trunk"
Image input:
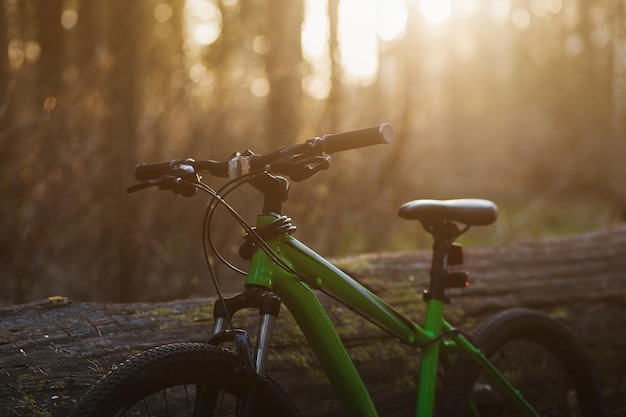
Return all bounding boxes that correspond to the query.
[573,0,613,194]
[576,0,612,131]
[0,0,17,300]
[75,1,101,70]
[73,0,104,137]
[34,0,64,188]
[263,0,304,145]
[199,0,246,154]
[0,0,64,304]
[376,2,421,187]
[612,1,626,138]
[143,0,187,160]
[326,0,340,133]
[18,0,66,306]
[0,0,30,304]
[103,0,146,302]
[36,0,63,100]
[611,1,626,208]
[0,1,11,134]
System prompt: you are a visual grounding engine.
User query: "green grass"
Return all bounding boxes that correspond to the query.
[330,197,623,254]
[461,197,622,247]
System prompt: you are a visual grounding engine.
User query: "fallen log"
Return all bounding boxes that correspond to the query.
[1,226,625,417]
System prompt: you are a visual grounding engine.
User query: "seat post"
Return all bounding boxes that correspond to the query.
[423,220,463,303]
[426,236,453,302]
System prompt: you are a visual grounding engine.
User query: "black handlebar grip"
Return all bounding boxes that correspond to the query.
[134,162,173,181]
[321,123,394,154]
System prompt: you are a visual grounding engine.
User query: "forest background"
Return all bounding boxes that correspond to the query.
[1,0,625,305]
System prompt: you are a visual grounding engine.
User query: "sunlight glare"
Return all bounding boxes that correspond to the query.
[419,0,452,25]
[250,77,270,97]
[511,8,531,31]
[302,0,329,60]
[186,0,222,46]
[456,0,480,17]
[303,0,408,87]
[186,0,408,88]
[339,0,379,84]
[193,23,220,45]
[61,9,78,30]
[377,0,407,41]
[302,0,331,99]
[154,3,173,22]
[490,0,512,25]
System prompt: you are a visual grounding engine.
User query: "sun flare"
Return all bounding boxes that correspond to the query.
[340,0,408,83]
[186,0,411,90]
[419,0,453,25]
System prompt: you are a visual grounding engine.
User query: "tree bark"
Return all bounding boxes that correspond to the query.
[1,226,625,417]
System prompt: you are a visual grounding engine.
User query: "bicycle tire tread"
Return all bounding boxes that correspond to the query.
[72,342,301,417]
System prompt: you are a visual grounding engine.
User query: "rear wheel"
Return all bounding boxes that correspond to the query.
[72,342,300,417]
[439,309,607,417]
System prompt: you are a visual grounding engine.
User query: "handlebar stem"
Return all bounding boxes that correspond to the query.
[248,173,290,215]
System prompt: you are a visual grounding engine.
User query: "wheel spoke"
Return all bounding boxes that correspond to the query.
[193,384,219,417]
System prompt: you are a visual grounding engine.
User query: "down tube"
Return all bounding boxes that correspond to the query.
[271,268,379,417]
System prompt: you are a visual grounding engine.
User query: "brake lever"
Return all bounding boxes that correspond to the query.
[288,156,330,182]
[127,180,158,194]
[158,175,197,197]
[127,175,198,197]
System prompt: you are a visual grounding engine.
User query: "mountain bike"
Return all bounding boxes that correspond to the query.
[71,123,607,416]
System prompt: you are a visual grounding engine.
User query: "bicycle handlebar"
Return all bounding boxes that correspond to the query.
[133,123,393,182]
[321,123,393,154]
[134,159,229,181]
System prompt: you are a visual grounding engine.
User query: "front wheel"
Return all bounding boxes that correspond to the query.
[72,342,301,417]
[439,308,607,417]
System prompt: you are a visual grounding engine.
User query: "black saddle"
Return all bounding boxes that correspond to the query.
[398,199,497,227]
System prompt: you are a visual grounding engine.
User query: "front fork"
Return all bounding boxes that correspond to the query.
[210,285,281,376]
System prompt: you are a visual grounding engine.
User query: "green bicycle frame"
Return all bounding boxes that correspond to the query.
[243,215,539,417]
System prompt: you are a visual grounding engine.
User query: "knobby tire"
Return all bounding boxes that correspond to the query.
[71,342,301,417]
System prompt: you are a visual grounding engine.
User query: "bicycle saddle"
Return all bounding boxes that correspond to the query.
[398,199,498,226]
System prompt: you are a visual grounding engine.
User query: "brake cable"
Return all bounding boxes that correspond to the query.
[202,174,256,277]
[193,174,323,336]
[198,180,305,278]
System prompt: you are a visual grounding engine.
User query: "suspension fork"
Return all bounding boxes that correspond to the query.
[210,285,282,376]
[209,328,258,417]
[209,287,281,416]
